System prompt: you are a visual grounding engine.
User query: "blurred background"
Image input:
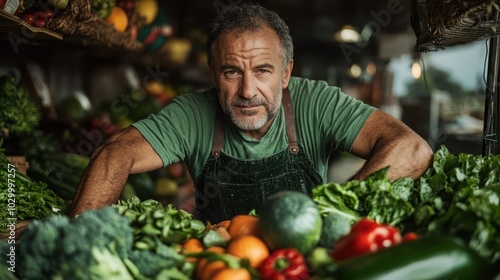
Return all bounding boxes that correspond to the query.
[0,0,492,210]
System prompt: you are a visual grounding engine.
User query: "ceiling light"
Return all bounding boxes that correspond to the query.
[334,25,360,43]
[348,63,362,78]
[366,62,377,76]
[411,59,422,79]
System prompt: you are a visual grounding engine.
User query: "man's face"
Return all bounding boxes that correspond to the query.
[212,26,293,139]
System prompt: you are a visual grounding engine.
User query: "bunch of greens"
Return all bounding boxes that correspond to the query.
[114,196,206,249]
[3,129,90,200]
[0,76,40,135]
[313,167,415,226]
[412,146,500,263]
[0,148,68,233]
[312,145,500,263]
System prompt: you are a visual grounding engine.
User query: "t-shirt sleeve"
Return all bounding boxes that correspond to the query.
[132,102,188,167]
[292,78,376,153]
[324,88,375,152]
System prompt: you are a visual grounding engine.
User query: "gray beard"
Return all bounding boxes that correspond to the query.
[220,86,283,131]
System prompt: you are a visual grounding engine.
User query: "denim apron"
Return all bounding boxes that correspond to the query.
[195,88,323,224]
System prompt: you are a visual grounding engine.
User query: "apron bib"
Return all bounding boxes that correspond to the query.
[195,88,323,224]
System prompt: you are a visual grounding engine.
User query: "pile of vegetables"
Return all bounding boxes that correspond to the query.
[1,198,204,280]
[1,145,500,279]
[313,145,500,263]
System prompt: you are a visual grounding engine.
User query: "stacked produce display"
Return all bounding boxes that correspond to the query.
[1,139,500,279]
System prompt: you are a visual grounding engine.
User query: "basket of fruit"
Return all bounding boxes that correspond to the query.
[15,0,143,50]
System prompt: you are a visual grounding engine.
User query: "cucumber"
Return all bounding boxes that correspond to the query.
[331,235,495,280]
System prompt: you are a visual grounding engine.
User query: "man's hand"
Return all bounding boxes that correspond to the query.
[69,126,163,216]
[350,110,433,181]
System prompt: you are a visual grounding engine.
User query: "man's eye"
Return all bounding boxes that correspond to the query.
[257,69,270,74]
[225,70,238,76]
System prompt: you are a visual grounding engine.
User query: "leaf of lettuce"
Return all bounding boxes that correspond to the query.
[312,183,360,224]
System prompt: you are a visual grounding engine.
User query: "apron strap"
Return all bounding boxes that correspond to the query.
[212,105,224,159]
[211,87,299,159]
[282,87,299,155]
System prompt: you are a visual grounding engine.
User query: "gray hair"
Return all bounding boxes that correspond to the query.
[206,3,294,71]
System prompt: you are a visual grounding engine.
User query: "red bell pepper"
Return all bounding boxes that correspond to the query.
[402,232,419,242]
[259,248,309,280]
[332,218,402,261]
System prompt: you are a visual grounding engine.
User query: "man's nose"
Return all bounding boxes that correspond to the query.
[239,74,258,99]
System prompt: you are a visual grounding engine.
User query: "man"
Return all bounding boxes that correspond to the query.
[70,3,433,223]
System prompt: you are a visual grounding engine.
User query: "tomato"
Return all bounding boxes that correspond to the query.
[22,14,35,26]
[34,18,46,27]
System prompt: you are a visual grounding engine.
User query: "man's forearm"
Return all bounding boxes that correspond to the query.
[69,127,164,216]
[69,144,131,216]
[351,134,433,181]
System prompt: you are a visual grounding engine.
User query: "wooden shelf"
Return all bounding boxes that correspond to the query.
[0,10,142,51]
[0,10,63,41]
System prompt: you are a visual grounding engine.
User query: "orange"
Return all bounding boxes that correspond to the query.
[182,238,204,253]
[181,238,204,263]
[226,235,269,268]
[199,260,226,280]
[227,215,260,238]
[106,6,128,32]
[214,227,232,242]
[211,219,231,230]
[211,267,251,280]
[196,246,226,280]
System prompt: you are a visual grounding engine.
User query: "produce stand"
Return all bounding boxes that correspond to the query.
[410,0,500,155]
[1,1,500,279]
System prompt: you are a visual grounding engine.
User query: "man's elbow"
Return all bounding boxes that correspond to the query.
[412,137,434,177]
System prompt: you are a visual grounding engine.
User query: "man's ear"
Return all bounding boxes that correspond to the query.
[282,59,294,88]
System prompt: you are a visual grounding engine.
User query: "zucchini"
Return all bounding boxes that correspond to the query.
[331,235,495,280]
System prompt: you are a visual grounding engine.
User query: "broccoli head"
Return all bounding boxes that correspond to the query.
[18,207,134,279]
[126,238,186,279]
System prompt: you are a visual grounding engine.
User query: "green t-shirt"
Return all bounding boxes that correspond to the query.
[132,76,375,183]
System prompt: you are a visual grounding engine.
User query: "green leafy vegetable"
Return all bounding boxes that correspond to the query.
[312,167,415,226]
[0,149,68,233]
[312,181,360,224]
[0,76,40,135]
[114,196,206,248]
[412,146,500,262]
